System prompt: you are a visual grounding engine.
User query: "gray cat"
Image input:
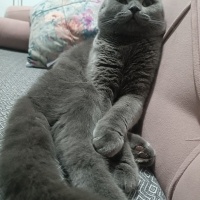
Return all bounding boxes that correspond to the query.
[0,0,166,200]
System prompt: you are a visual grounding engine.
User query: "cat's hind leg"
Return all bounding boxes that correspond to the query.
[0,96,100,200]
[52,87,128,200]
[54,134,128,200]
[109,133,155,198]
[109,139,139,198]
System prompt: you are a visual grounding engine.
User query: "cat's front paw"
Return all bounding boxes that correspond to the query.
[128,133,155,167]
[93,123,124,157]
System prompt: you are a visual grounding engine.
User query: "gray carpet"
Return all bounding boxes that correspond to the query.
[0,49,166,200]
[0,49,45,141]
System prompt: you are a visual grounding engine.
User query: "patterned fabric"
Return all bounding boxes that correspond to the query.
[0,49,166,200]
[27,0,103,68]
[133,168,166,200]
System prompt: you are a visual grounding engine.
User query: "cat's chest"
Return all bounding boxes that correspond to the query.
[118,45,146,76]
[89,38,158,98]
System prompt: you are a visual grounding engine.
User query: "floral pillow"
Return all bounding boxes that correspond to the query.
[27,0,103,68]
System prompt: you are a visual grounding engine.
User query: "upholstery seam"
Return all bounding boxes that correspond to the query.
[168,149,200,200]
[163,2,191,44]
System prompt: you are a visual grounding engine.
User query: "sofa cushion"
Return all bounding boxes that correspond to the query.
[27,0,103,68]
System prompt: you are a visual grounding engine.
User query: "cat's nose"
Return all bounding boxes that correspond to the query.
[129,6,140,15]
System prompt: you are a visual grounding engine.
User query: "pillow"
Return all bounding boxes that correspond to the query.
[27,0,103,68]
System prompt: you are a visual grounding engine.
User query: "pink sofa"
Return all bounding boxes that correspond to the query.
[142,0,200,199]
[0,1,199,199]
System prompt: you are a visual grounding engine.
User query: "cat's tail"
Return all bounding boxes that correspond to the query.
[0,96,101,200]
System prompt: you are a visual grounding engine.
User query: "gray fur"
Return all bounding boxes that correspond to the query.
[0,0,165,200]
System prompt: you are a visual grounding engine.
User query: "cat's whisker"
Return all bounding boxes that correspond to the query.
[102,18,116,25]
[149,18,165,25]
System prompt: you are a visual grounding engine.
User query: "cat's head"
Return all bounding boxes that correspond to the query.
[98,0,166,37]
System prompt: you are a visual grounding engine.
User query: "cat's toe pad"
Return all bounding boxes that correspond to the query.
[128,133,155,167]
[133,143,155,167]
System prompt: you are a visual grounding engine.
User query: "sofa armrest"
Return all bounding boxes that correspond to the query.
[4,6,32,22]
[0,17,30,51]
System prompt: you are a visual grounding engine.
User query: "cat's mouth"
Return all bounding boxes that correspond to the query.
[115,10,150,26]
[129,6,151,25]
[134,12,151,25]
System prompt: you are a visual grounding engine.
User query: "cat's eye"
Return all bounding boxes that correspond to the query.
[141,0,153,7]
[117,0,128,4]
